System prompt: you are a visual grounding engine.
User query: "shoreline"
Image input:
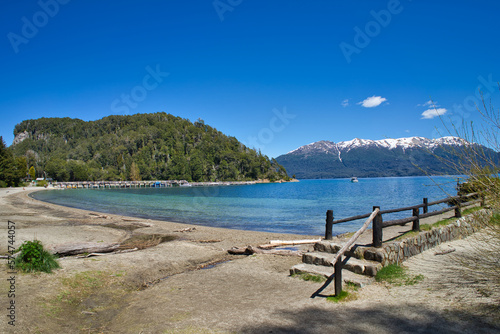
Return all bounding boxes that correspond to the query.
[1,186,319,252]
[27,183,320,237]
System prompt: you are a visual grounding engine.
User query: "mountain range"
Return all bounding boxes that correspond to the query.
[275,136,498,179]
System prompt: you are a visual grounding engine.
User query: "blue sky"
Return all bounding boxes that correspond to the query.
[1,0,499,158]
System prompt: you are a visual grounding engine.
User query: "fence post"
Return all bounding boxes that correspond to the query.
[412,207,420,232]
[372,206,383,248]
[325,210,334,240]
[455,197,462,218]
[334,256,343,296]
[423,198,428,214]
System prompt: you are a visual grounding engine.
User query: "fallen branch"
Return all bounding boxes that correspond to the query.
[435,248,456,256]
[259,238,321,249]
[228,246,302,256]
[175,227,196,232]
[196,239,222,243]
[48,242,120,256]
[76,248,139,258]
[89,213,110,219]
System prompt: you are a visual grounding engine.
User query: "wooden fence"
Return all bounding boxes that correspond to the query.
[325,192,484,248]
[318,192,483,297]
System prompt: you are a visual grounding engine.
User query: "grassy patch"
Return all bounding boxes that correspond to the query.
[345,281,360,291]
[462,206,483,215]
[375,264,424,286]
[491,213,500,226]
[326,290,350,303]
[421,218,455,231]
[327,282,359,303]
[292,273,326,283]
[44,270,129,319]
[406,274,425,286]
[340,232,355,238]
[395,230,419,240]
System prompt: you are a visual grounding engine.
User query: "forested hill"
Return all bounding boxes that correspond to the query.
[11,113,289,182]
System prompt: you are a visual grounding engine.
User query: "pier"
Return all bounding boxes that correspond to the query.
[53,180,258,189]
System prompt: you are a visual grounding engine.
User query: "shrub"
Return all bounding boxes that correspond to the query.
[36,180,48,187]
[15,240,60,273]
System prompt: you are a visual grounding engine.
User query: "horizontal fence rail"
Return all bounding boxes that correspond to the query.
[325,192,483,248]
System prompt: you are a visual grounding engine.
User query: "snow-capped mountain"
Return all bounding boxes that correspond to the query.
[276,136,492,179]
[288,136,465,156]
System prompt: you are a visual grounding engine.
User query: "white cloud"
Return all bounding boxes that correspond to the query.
[358,96,387,108]
[421,108,447,119]
[341,99,349,107]
[418,100,437,107]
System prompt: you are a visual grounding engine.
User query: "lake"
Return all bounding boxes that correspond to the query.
[31,176,459,236]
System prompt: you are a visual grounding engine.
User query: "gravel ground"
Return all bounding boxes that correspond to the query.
[0,187,498,333]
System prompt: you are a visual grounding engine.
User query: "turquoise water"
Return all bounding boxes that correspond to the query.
[32,176,459,236]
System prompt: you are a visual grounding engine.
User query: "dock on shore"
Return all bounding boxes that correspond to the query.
[52,180,258,189]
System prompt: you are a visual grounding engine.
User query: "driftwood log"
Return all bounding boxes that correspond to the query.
[76,247,139,258]
[258,238,321,249]
[175,227,196,232]
[89,213,110,219]
[435,248,456,255]
[48,242,120,256]
[228,246,302,256]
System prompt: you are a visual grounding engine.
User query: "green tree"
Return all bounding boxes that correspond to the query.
[0,137,26,187]
[15,157,27,182]
[130,161,141,181]
[66,160,88,181]
[45,158,69,181]
[29,166,36,180]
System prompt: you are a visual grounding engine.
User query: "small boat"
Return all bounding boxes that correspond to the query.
[350,177,358,183]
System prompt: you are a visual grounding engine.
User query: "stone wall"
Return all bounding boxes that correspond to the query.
[363,210,492,266]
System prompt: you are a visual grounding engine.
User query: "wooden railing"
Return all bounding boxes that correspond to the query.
[317,192,483,297]
[325,192,484,248]
[312,208,380,298]
[331,208,379,296]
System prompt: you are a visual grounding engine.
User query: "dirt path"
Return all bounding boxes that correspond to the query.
[0,187,498,333]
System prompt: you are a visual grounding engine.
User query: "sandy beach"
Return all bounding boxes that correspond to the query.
[0,187,498,333]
